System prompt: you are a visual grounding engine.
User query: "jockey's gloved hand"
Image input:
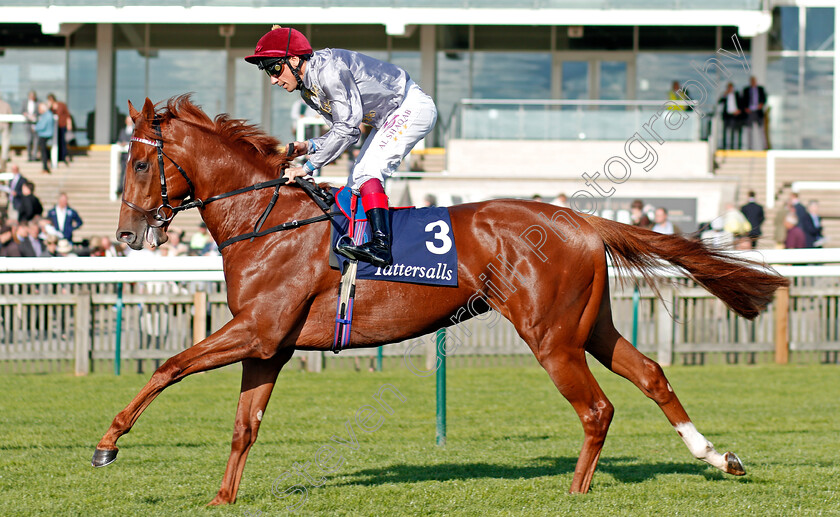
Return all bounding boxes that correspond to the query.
[283,166,311,184]
[286,141,309,159]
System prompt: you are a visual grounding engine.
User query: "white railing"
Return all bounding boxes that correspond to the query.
[3,249,836,283]
[0,249,838,374]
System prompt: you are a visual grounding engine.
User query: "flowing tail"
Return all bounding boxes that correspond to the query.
[586,217,789,320]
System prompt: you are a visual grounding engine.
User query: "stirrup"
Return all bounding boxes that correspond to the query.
[335,241,391,268]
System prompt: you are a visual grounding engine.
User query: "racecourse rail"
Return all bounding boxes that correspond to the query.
[1,249,838,375]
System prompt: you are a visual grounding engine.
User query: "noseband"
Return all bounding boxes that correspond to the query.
[123,119,203,228]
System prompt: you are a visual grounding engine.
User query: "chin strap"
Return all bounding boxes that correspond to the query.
[290,59,305,91]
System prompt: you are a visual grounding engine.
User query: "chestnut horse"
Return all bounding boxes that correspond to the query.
[94,96,788,505]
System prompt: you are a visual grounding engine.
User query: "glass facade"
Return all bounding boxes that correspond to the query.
[67,50,97,146]
[0,10,835,150]
[0,48,69,146]
[767,5,835,149]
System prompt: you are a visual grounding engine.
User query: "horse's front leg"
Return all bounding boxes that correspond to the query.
[92,313,271,466]
[208,351,294,506]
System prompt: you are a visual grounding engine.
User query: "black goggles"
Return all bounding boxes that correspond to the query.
[260,59,286,78]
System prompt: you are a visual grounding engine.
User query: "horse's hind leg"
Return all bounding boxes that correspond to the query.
[586,313,746,477]
[538,346,615,493]
[209,350,294,506]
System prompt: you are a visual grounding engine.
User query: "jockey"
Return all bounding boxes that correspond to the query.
[246,25,437,268]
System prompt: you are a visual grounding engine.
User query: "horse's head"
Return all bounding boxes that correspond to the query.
[117,95,295,250]
[117,98,192,250]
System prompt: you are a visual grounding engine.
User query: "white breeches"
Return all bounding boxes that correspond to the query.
[349,81,437,192]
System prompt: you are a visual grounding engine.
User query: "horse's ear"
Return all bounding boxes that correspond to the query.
[128,100,139,121]
[141,97,155,122]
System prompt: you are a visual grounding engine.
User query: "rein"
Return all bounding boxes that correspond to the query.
[124,123,340,250]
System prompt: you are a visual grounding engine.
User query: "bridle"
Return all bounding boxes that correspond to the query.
[122,118,340,250]
[123,118,202,228]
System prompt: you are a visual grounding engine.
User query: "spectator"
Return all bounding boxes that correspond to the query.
[89,236,107,257]
[21,91,39,162]
[630,199,651,229]
[551,192,569,208]
[718,82,744,150]
[784,212,806,249]
[740,191,764,248]
[742,77,767,150]
[115,115,134,195]
[34,102,54,174]
[26,220,44,256]
[38,215,62,240]
[651,207,681,235]
[0,224,22,257]
[189,222,210,254]
[422,194,437,207]
[161,228,188,257]
[202,237,220,256]
[668,81,692,111]
[805,200,824,248]
[47,93,72,165]
[700,218,734,249]
[47,192,83,242]
[40,234,59,257]
[15,224,38,257]
[1,163,28,221]
[98,236,122,257]
[791,193,819,248]
[722,202,752,249]
[773,198,791,249]
[17,182,43,224]
[0,92,12,172]
[56,238,76,257]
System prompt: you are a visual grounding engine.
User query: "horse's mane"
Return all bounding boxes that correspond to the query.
[139,94,290,171]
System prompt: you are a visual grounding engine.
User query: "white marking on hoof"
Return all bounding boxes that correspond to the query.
[256,410,263,422]
[674,422,727,471]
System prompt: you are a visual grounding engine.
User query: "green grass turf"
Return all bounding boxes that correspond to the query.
[0,361,838,516]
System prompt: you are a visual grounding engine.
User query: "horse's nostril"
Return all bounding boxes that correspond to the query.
[118,232,135,243]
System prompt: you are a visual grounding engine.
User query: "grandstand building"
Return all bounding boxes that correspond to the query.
[1,1,838,244]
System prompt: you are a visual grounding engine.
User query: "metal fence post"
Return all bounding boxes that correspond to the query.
[75,290,91,376]
[115,283,123,375]
[435,328,446,447]
[631,285,640,347]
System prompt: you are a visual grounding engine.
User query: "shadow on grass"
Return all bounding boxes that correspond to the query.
[334,456,751,487]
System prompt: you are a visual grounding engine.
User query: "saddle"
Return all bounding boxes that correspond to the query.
[294,180,460,352]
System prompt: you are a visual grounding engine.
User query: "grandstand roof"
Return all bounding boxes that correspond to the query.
[1,1,772,37]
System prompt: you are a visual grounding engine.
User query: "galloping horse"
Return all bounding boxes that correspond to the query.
[95,95,788,505]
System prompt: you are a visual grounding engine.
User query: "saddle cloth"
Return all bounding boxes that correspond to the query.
[329,187,458,287]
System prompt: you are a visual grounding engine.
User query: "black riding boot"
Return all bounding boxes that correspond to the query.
[336,208,393,268]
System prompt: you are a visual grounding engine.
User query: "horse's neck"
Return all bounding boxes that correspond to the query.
[190,148,314,248]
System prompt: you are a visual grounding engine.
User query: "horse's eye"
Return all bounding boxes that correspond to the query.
[134,161,149,173]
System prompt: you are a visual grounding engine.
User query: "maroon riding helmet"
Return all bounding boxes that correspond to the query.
[246,26,311,64]
[246,26,312,90]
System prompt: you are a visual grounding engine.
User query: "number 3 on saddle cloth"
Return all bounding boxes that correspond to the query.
[328,186,459,351]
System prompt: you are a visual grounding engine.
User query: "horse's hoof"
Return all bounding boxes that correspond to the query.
[91,448,118,467]
[724,452,746,476]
